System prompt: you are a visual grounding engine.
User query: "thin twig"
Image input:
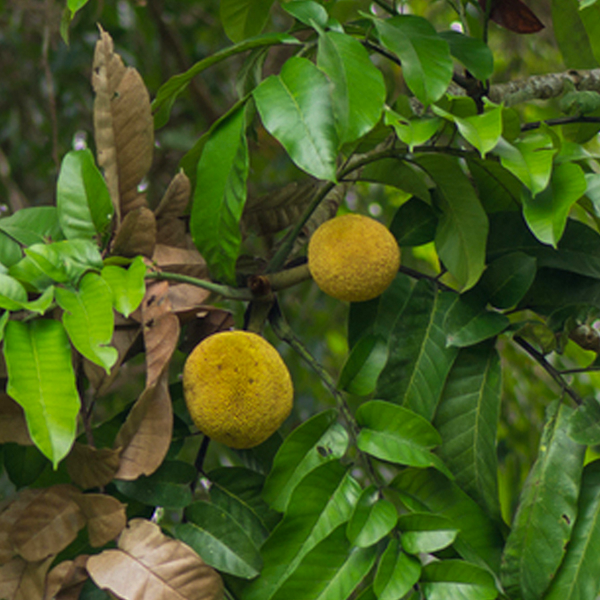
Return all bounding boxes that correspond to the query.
[522,115,600,131]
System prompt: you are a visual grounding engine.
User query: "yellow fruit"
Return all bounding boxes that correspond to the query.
[183,330,293,449]
[308,214,401,302]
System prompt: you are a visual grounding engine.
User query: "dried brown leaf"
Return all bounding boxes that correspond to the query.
[65,443,122,490]
[10,485,86,562]
[111,206,157,258]
[86,519,223,600]
[152,244,208,279]
[0,556,52,600]
[241,179,321,236]
[180,308,235,353]
[155,171,191,219]
[43,556,88,600]
[0,393,32,446]
[74,494,127,548]
[167,284,213,318]
[0,490,44,565]
[92,27,153,221]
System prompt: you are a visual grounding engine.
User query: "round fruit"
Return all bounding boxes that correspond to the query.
[183,330,293,449]
[308,214,401,302]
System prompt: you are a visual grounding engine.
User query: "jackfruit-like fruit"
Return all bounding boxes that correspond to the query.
[183,330,293,449]
[308,214,401,302]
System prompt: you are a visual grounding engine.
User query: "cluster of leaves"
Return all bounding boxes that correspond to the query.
[4,0,600,599]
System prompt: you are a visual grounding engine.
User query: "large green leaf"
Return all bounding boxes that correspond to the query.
[390,197,438,247]
[240,461,361,600]
[551,0,597,68]
[417,154,488,289]
[220,0,274,43]
[190,105,249,284]
[375,279,458,420]
[567,397,600,445]
[421,560,498,600]
[152,32,300,128]
[391,468,504,574]
[374,15,453,106]
[346,485,398,548]
[384,109,442,151]
[176,500,263,578]
[253,56,338,181]
[337,334,388,396]
[262,410,349,512]
[466,158,522,213]
[397,513,459,554]
[356,401,452,477]
[55,272,117,373]
[434,341,502,521]
[283,1,329,28]
[360,158,431,203]
[56,149,113,243]
[373,539,421,600]
[522,161,587,247]
[101,256,146,318]
[4,319,80,467]
[0,206,63,247]
[437,31,494,81]
[500,401,585,600]
[544,460,600,600]
[0,273,28,310]
[317,30,385,145]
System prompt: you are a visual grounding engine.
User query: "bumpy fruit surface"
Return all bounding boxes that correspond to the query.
[183,330,293,449]
[308,214,401,302]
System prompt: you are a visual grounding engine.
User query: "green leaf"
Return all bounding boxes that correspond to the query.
[551,0,598,68]
[337,334,388,396]
[3,443,48,488]
[417,154,488,290]
[384,109,442,151]
[391,468,504,574]
[421,560,498,600]
[438,31,494,81]
[495,133,557,196]
[317,30,385,144]
[356,400,452,477]
[21,286,55,315]
[0,206,63,247]
[241,461,361,600]
[434,342,502,520]
[443,290,509,347]
[466,157,522,213]
[0,311,8,343]
[360,158,431,203]
[56,149,114,243]
[376,279,458,420]
[262,410,349,512]
[220,0,274,43]
[4,319,80,467]
[500,401,586,600]
[267,525,378,600]
[190,105,249,284]
[284,1,328,28]
[522,161,587,247]
[544,460,600,600]
[55,272,117,373]
[253,56,338,181]
[390,197,438,247]
[374,15,453,106]
[568,397,600,445]
[580,2,600,67]
[0,232,23,268]
[101,256,146,318]
[398,513,459,554]
[478,252,537,309]
[346,485,398,547]
[373,539,421,600]
[0,273,28,310]
[152,33,300,128]
[176,500,262,578]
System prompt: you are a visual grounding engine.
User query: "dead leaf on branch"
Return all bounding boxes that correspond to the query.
[65,443,122,490]
[0,393,32,446]
[111,206,157,258]
[73,494,127,548]
[92,27,154,222]
[167,283,213,317]
[155,171,191,247]
[43,556,89,600]
[180,308,235,353]
[86,519,223,600]
[152,244,209,279]
[0,556,53,600]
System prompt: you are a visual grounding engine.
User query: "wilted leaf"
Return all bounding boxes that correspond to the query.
[66,443,122,490]
[86,518,223,600]
[92,27,153,220]
[43,556,89,600]
[155,171,191,247]
[0,393,32,445]
[111,206,157,258]
[0,556,53,600]
[152,244,208,279]
[10,485,85,562]
[167,284,213,317]
[75,494,127,547]
[480,0,544,33]
[0,490,43,565]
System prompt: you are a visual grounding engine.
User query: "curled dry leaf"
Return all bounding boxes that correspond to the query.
[0,556,53,600]
[9,485,85,562]
[167,284,213,318]
[0,490,44,565]
[111,206,157,258]
[86,519,223,600]
[73,494,127,548]
[0,393,32,445]
[155,171,191,247]
[92,27,153,221]
[152,244,209,279]
[43,556,89,600]
[241,179,321,237]
[65,443,122,490]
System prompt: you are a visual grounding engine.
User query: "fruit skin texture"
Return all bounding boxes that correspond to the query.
[183,330,293,449]
[308,214,401,302]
